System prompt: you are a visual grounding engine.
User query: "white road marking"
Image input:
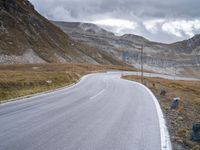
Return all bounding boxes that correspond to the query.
[90,89,105,100]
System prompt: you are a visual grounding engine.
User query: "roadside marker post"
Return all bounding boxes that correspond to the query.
[141,44,144,84]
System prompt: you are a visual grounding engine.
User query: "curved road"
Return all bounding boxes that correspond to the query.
[0,72,171,150]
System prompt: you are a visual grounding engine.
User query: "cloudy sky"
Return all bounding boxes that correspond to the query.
[30,0,200,43]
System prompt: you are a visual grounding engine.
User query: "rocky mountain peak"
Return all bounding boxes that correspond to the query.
[187,34,200,48]
[78,23,114,36]
[171,34,200,53]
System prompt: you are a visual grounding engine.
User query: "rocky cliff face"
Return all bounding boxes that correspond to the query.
[0,0,126,66]
[54,21,200,77]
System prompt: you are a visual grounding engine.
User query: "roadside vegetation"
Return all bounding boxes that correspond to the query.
[123,75,200,150]
[0,63,135,102]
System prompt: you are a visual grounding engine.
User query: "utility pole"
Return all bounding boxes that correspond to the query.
[73,62,75,75]
[174,65,176,80]
[122,52,125,76]
[141,44,144,84]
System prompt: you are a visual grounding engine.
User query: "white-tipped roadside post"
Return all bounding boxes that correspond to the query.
[141,44,144,84]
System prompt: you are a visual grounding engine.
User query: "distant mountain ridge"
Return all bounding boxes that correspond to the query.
[0,0,126,66]
[52,21,115,37]
[54,21,200,77]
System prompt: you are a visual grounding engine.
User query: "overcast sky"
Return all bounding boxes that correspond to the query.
[30,0,200,43]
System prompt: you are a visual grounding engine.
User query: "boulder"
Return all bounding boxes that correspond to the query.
[160,89,166,96]
[191,123,200,141]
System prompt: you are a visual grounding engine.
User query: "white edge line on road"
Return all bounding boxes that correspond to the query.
[90,89,105,100]
[143,85,172,150]
[90,78,107,100]
[124,80,172,150]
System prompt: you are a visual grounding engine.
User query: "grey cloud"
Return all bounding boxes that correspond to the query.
[30,0,200,43]
[31,0,200,20]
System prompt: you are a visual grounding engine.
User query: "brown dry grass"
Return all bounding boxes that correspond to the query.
[0,63,135,73]
[123,75,200,149]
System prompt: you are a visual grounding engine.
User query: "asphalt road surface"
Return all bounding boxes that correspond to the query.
[0,72,171,150]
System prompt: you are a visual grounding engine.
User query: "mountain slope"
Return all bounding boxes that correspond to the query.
[0,0,126,66]
[52,21,115,37]
[54,21,200,77]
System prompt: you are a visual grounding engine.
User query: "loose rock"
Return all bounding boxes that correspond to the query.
[171,97,180,109]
